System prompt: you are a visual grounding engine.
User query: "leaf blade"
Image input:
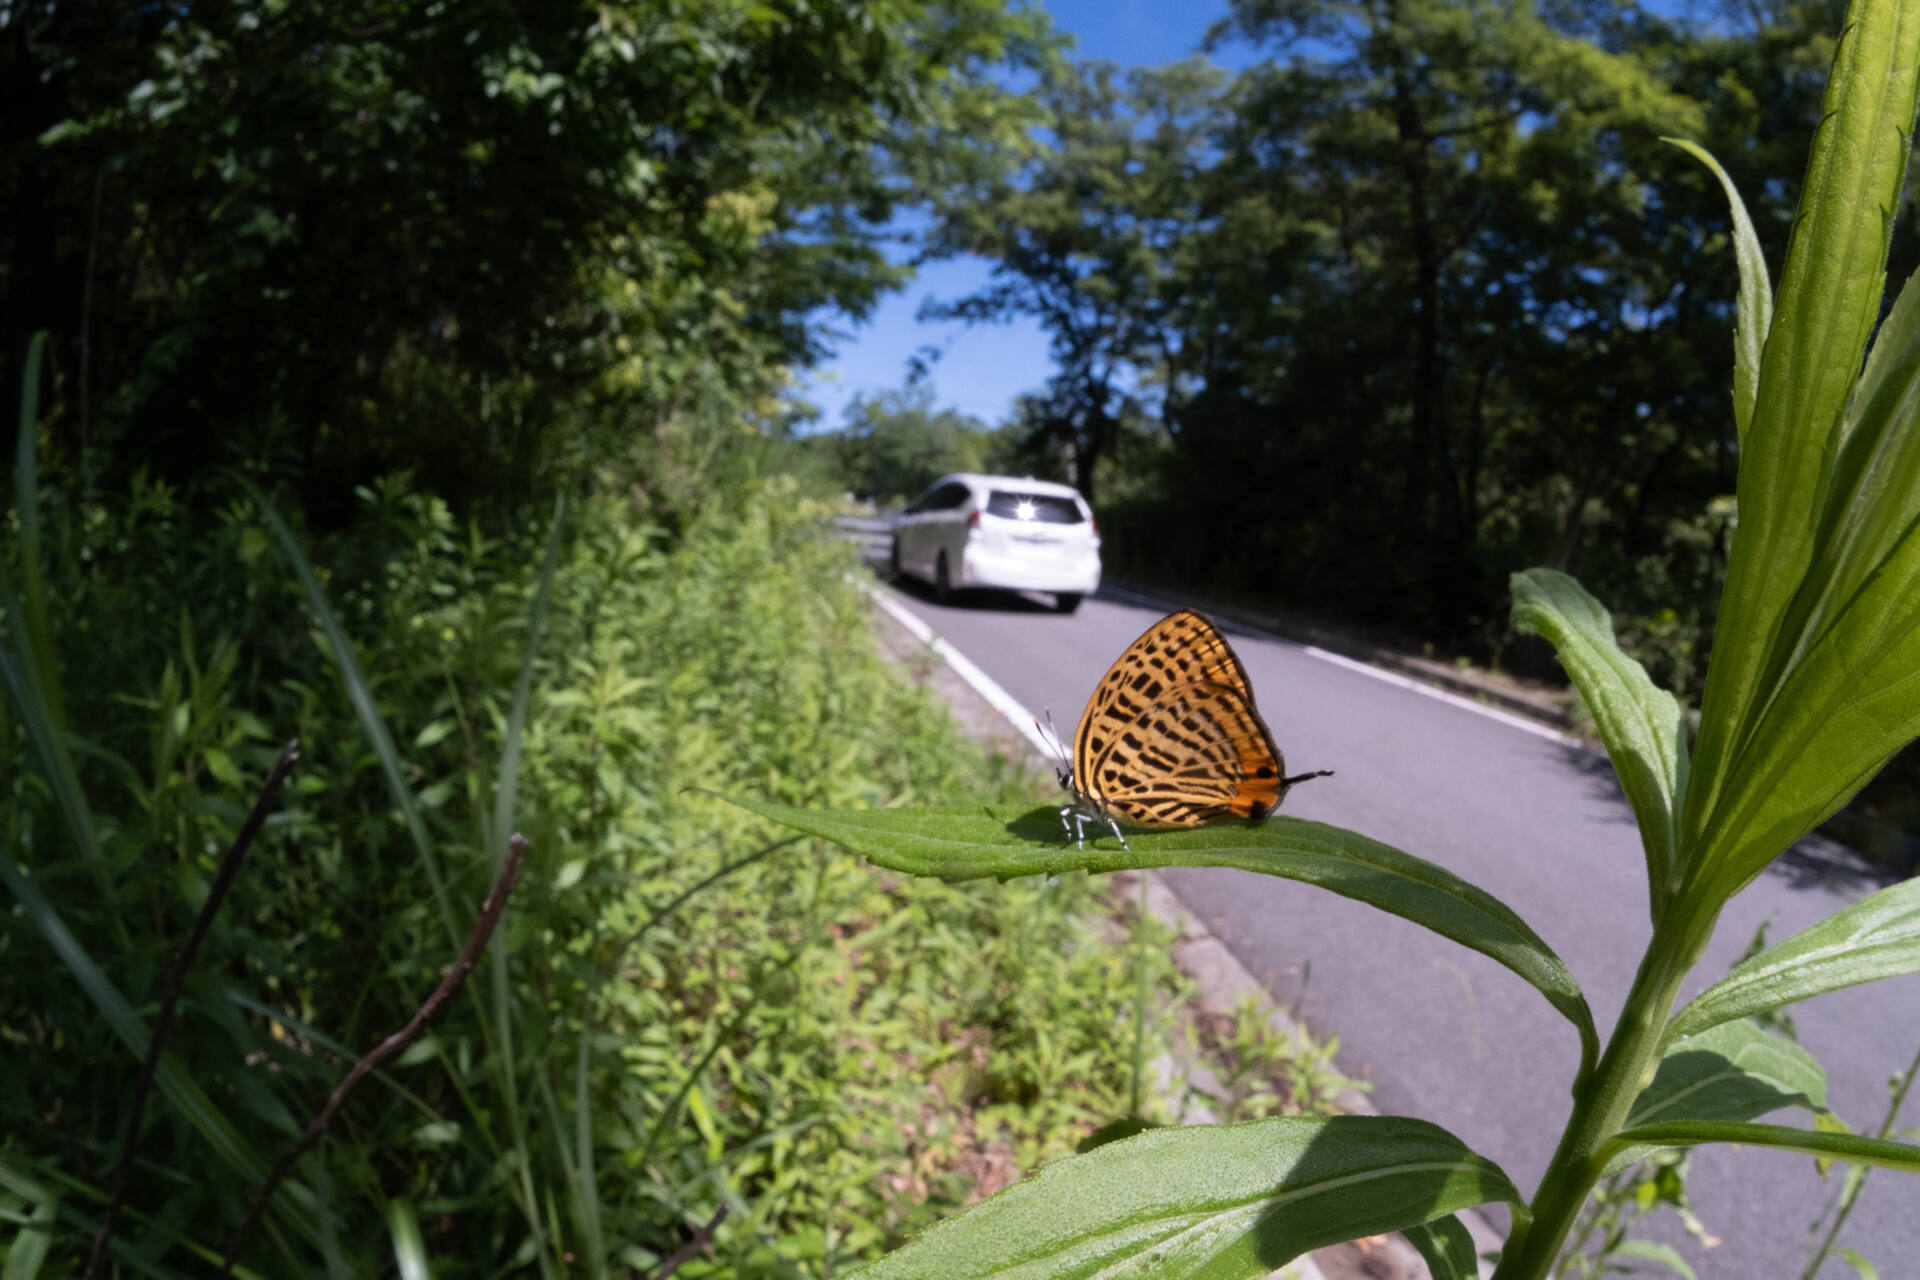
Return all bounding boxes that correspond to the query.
[1683,0,1920,873]
[1607,1121,1920,1176]
[1606,1021,1828,1177]
[1666,876,1920,1042]
[1510,569,1689,921]
[1403,1215,1479,1280]
[721,797,1598,1081]
[1662,138,1773,440]
[849,1116,1520,1280]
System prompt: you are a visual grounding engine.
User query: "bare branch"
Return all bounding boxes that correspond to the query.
[221,833,530,1272]
[650,1205,730,1280]
[83,739,302,1280]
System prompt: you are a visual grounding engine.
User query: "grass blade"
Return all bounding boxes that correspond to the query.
[0,851,313,1242]
[243,480,458,949]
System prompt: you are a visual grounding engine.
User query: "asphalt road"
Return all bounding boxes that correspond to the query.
[856,538,1920,1279]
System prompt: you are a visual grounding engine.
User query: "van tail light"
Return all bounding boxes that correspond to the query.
[968,510,981,529]
[1090,518,1099,536]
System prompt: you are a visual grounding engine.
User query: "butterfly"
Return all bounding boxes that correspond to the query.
[1048,610,1332,848]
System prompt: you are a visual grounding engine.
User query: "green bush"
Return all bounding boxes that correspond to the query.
[0,446,1191,1275]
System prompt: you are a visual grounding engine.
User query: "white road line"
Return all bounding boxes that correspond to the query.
[860,582,1059,760]
[1303,645,1579,746]
[865,573,1576,752]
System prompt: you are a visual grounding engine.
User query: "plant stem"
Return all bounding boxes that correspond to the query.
[1129,871,1151,1117]
[1800,1036,1920,1279]
[1490,928,1698,1279]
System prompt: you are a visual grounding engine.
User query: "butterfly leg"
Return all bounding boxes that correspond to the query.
[1060,804,1087,849]
[1103,813,1131,852]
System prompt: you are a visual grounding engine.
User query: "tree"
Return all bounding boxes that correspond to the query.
[921,58,1226,505]
[0,0,1059,514]
[819,384,1002,503]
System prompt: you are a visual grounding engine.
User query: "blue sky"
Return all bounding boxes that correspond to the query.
[797,0,1249,431]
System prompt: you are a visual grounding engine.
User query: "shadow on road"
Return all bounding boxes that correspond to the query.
[1554,743,1910,893]
[855,550,1076,615]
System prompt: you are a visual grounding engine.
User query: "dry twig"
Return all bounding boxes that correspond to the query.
[221,832,529,1271]
[650,1204,730,1280]
[83,740,302,1280]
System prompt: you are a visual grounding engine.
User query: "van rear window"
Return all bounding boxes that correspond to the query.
[986,491,1083,524]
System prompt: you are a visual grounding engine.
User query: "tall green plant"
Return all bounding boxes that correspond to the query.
[734,0,1920,1273]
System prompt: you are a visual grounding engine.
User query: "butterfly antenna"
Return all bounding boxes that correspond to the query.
[1283,769,1336,787]
[1037,707,1071,764]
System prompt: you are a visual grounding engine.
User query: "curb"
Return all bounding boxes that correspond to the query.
[859,579,1503,1280]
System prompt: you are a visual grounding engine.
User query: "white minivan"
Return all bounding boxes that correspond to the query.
[890,473,1102,613]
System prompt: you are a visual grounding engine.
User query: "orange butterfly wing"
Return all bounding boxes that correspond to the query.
[1070,611,1289,830]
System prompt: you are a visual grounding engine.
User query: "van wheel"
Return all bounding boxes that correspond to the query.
[1055,592,1083,614]
[935,553,954,604]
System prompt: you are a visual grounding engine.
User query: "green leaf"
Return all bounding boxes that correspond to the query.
[848,1116,1520,1280]
[204,746,241,786]
[1663,139,1773,441]
[2,1182,56,1280]
[1510,569,1689,922]
[0,581,117,919]
[0,851,318,1244]
[245,481,457,950]
[1605,1021,1826,1176]
[386,1199,429,1280]
[1690,551,1920,902]
[1609,1239,1697,1280]
[1684,0,1920,893]
[1841,1246,1881,1280]
[1402,1215,1478,1280]
[1630,1022,1827,1125]
[1606,1121,1920,1176]
[723,797,1598,1078]
[1687,267,1920,901]
[1808,267,1920,632]
[1665,876,1920,1042]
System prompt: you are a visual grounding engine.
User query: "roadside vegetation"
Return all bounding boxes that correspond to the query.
[748,0,1920,1276]
[5,0,1920,1275]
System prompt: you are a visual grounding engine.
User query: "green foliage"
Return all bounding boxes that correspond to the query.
[1559,1146,1717,1280]
[922,58,1225,504]
[1665,877,1920,1043]
[1802,1040,1920,1280]
[1511,569,1690,923]
[1,0,1058,514]
[722,797,1598,1076]
[0,440,1203,1273]
[1405,1215,1483,1280]
[1190,996,1366,1124]
[810,383,1012,504]
[851,1116,1521,1279]
[736,2,1920,1275]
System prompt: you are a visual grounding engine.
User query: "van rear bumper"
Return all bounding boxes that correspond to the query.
[960,545,1102,594]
